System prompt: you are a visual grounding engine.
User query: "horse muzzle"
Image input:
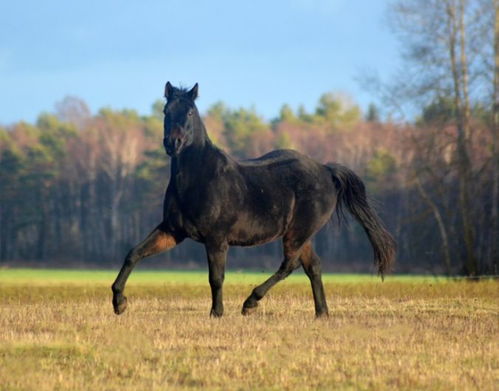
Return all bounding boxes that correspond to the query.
[163,137,184,156]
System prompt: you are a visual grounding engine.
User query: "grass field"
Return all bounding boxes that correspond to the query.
[0,269,497,390]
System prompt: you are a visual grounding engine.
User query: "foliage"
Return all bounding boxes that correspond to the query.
[314,92,362,128]
[365,103,380,122]
[366,148,397,191]
[0,84,495,274]
[416,96,457,126]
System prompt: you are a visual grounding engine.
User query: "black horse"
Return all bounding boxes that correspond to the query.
[111,82,395,318]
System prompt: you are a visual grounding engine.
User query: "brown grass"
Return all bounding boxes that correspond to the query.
[0,279,498,390]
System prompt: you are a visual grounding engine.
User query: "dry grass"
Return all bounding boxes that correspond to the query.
[0,273,498,390]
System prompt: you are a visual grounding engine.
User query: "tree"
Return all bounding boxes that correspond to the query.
[314,92,361,129]
[151,99,165,121]
[0,144,25,260]
[96,108,144,258]
[490,0,499,273]
[278,104,298,123]
[366,103,380,123]
[55,96,91,128]
[216,106,273,158]
[366,148,397,192]
[387,0,494,275]
[417,96,456,125]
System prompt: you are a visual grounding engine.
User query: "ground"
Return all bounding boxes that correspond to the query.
[0,269,497,390]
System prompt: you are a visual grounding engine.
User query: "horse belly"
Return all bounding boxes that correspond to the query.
[227,207,291,247]
[228,224,282,247]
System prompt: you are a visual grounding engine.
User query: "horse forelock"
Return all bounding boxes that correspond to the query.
[167,86,191,100]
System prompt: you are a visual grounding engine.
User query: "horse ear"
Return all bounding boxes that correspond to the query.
[188,83,199,100]
[165,82,174,99]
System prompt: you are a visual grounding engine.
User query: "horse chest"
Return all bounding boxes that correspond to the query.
[171,185,223,240]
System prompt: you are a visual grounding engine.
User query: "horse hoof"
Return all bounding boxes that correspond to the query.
[113,295,128,315]
[315,311,329,319]
[210,309,223,318]
[241,303,258,316]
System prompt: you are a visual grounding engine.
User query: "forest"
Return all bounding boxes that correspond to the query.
[0,0,497,276]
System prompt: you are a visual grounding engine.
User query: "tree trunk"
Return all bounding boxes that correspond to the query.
[490,0,499,274]
[447,0,478,276]
[36,190,48,261]
[415,177,452,275]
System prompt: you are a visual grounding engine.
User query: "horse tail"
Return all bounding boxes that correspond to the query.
[326,163,396,279]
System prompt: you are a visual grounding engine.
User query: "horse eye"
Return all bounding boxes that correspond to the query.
[188,110,193,117]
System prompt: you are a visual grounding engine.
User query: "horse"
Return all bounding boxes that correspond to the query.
[111,82,396,318]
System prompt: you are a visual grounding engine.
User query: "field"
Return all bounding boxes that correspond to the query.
[0,269,497,390]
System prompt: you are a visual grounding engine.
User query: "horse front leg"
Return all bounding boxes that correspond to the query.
[205,242,228,317]
[111,223,179,315]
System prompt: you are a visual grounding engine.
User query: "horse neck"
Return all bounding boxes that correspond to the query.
[193,117,210,147]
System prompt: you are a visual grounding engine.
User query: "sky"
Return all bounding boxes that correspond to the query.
[0,0,400,125]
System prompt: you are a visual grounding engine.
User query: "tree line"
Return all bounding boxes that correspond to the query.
[0,90,494,275]
[0,0,497,275]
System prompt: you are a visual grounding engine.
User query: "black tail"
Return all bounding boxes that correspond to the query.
[327,163,396,279]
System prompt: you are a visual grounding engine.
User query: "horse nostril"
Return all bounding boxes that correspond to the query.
[163,137,183,156]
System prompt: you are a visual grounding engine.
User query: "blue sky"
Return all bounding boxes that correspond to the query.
[0,0,399,125]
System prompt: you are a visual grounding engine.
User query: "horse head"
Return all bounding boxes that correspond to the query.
[163,82,201,156]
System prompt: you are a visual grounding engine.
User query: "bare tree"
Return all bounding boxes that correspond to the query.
[447,0,477,275]
[491,0,499,273]
[97,113,143,257]
[415,177,452,275]
[386,0,494,275]
[55,96,91,128]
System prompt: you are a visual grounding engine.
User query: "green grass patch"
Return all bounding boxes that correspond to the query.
[0,267,444,286]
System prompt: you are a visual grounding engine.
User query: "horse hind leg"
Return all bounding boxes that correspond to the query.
[300,241,329,318]
[241,234,305,316]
